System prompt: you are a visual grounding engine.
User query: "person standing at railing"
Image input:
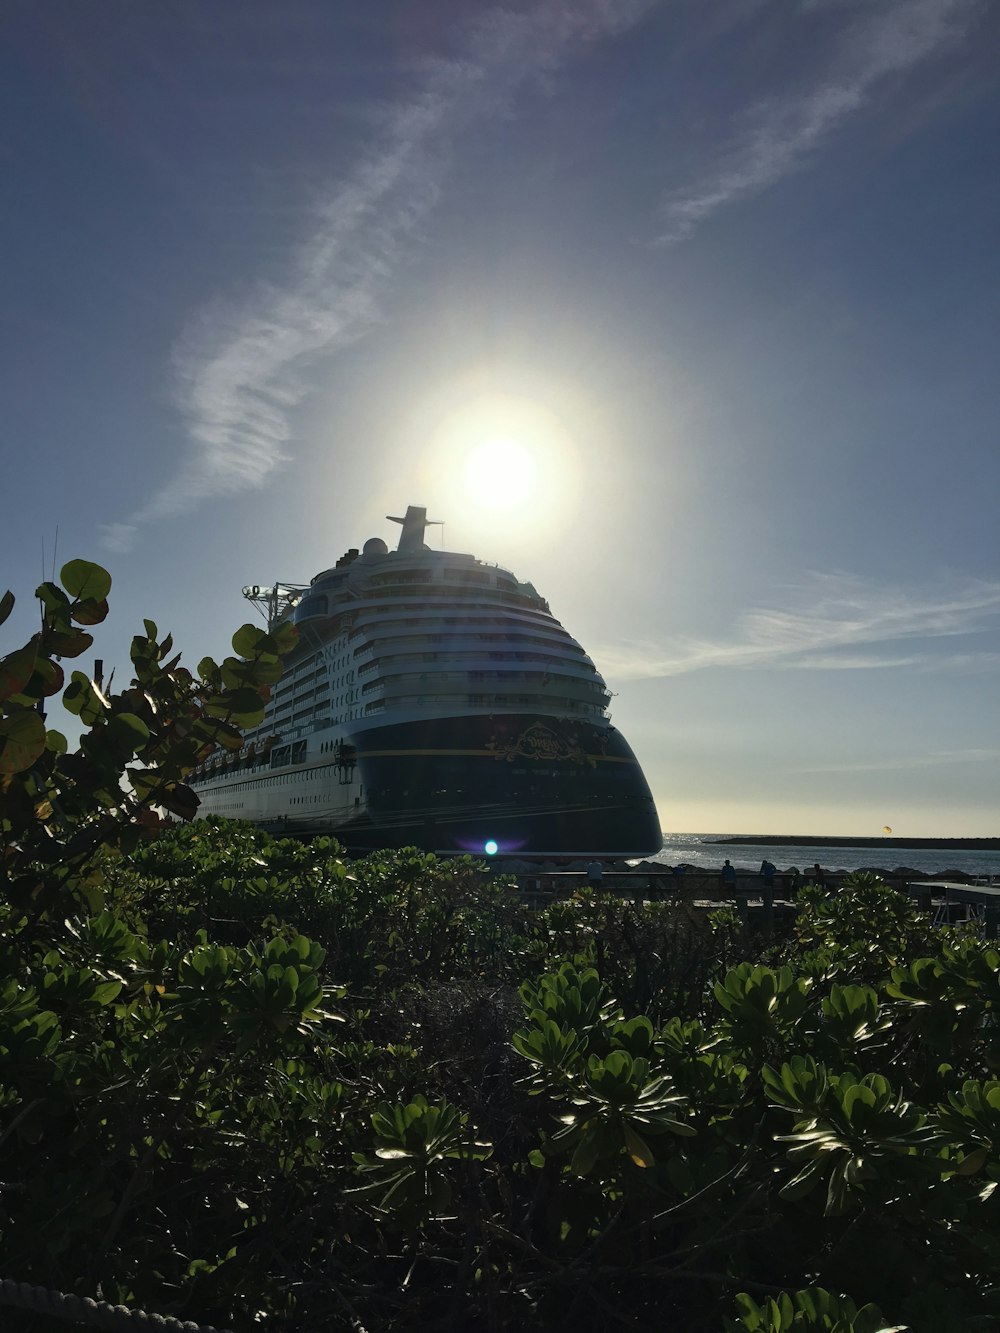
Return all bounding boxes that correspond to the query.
[760,859,777,909]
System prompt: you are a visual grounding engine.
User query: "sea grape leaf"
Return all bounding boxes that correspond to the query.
[198,657,221,685]
[70,597,110,626]
[221,657,283,689]
[204,688,267,725]
[157,782,200,820]
[11,656,65,704]
[0,645,39,702]
[107,712,151,754]
[36,582,71,616]
[212,723,245,752]
[271,622,298,654]
[0,710,47,774]
[60,560,112,602]
[231,624,277,659]
[63,671,109,726]
[48,629,95,659]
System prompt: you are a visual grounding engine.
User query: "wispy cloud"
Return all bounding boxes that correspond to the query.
[797,747,1000,774]
[597,572,1000,679]
[100,0,658,551]
[659,0,984,242]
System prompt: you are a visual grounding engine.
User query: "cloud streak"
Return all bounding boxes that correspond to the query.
[597,573,1000,680]
[100,0,658,551]
[659,0,983,242]
[796,747,1000,775]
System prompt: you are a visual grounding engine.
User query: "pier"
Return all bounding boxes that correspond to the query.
[490,867,1000,934]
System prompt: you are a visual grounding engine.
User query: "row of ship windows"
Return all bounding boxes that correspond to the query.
[354,590,546,611]
[268,674,353,706]
[351,613,555,630]
[362,674,606,696]
[268,687,330,709]
[359,695,605,715]
[347,621,561,649]
[358,650,590,673]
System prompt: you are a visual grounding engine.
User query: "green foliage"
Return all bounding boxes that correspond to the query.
[7,565,1000,1329]
[725,1288,894,1332]
[0,560,299,916]
[351,1094,492,1228]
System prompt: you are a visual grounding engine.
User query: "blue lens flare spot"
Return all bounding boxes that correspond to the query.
[484,839,499,856]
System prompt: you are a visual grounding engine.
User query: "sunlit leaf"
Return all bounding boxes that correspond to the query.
[63,671,109,726]
[624,1122,655,1168]
[61,559,112,602]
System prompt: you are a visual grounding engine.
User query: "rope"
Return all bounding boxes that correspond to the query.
[0,1278,233,1333]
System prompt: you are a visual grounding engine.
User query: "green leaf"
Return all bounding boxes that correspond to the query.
[0,709,47,774]
[0,589,15,625]
[624,1122,655,1168]
[232,624,271,658]
[205,688,267,725]
[36,582,71,616]
[271,622,298,654]
[107,712,151,754]
[61,559,112,602]
[63,671,109,726]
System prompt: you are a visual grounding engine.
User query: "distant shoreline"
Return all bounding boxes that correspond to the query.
[706,835,1000,851]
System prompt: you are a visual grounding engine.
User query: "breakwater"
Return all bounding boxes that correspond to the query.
[656,833,1000,878]
[708,835,1000,851]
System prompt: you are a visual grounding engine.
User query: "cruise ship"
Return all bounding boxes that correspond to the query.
[189,506,661,857]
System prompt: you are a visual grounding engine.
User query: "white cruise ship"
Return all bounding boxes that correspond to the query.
[189,505,661,857]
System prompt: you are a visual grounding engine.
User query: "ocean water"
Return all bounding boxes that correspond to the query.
[656,833,1000,880]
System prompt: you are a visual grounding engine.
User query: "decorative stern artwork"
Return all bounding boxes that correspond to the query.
[487,722,596,768]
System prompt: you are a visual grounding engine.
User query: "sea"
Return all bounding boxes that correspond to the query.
[656,833,1000,880]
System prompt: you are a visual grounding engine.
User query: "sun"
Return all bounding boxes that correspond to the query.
[462,436,538,510]
[416,387,581,543]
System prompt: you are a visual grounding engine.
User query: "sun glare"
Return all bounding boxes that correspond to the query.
[418,389,580,542]
[463,437,537,509]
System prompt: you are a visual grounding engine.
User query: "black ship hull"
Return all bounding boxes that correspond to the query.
[336,711,660,857]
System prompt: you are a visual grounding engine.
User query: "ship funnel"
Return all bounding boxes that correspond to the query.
[386,505,442,552]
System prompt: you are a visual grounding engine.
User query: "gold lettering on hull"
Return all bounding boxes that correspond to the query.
[487,722,596,768]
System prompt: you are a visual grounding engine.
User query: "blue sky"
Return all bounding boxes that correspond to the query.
[3,0,998,835]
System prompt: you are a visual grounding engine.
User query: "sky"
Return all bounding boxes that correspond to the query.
[3,0,999,837]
